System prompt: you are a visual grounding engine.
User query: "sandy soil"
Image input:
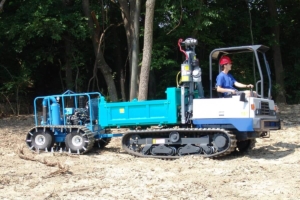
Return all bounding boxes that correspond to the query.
[0,104,299,200]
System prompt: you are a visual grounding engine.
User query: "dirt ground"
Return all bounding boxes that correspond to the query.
[0,104,299,200]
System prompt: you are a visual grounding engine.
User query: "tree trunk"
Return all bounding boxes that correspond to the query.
[112,26,126,101]
[138,0,155,101]
[266,0,286,103]
[129,0,141,100]
[97,52,118,101]
[119,0,134,69]
[191,0,203,38]
[60,1,75,92]
[82,0,118,101]
[0,0,6,12]
[119,0,142,100]
[64,35,74,91]
[148,70,156,99]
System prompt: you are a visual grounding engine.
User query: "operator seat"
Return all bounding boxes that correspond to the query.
[218,92,232,98]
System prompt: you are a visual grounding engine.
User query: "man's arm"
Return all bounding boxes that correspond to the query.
[216,86,236,94]
[234,81,253,88]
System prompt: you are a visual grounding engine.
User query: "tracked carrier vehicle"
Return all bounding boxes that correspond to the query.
[25,38,280,158]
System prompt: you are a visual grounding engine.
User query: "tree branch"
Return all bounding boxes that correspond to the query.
[88,23,120,92]
[167,0,182,35]
[118,0,131,22]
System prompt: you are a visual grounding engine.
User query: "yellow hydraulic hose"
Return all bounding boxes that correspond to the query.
[176,71,181,87]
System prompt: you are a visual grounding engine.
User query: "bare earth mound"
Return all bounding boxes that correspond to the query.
[0,104,299,200]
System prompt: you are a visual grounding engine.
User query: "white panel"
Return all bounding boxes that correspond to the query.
[193,96,250,118]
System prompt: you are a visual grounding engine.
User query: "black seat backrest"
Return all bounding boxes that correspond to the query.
[217,91,224,98]
[212,87,220,98]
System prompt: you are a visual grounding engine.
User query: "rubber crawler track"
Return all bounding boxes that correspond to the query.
[122,128,237,159]
[26,125,95,154]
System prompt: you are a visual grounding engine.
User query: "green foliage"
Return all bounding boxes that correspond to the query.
[0,63,33,115]
[1,0,300,112]
[151,45,177,70]
[0,65,32,93]
[12,1,82,38]
[0,0,94,98]
[283,61,300,103]
[150,42,178,98]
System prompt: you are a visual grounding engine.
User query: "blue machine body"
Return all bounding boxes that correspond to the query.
[33,90,105,143]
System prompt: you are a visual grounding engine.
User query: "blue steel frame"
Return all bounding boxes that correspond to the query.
[32,90,125,142]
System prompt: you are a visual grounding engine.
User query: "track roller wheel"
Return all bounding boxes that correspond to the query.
[178,145,202,156]
[26,128,54,151]
[203,146,215,155]
[128,134,141,151]
[169,132,180,143]
[212,133,229,152]
[169,147,177,156]
[150,146,157,156]
[65,130,91,154]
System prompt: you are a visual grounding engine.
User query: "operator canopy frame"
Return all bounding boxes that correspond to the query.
[209,45,271,99]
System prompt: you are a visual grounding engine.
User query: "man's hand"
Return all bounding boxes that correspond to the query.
[246,84,254,88]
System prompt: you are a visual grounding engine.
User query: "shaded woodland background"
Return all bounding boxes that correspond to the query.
[0,0,299,115]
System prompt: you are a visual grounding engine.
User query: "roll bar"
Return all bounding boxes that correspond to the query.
[209,45,271,99]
